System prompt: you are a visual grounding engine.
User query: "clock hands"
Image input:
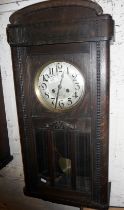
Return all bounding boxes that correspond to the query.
[55,71,64,109]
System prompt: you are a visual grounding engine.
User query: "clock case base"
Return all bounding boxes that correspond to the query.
[24,182,111,210]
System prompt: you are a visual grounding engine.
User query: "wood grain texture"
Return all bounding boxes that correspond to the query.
[9,0,103,24]
[1,0,124,208]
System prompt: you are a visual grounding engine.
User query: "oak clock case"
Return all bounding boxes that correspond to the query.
[7,1,114,210]
[0,71,13,169]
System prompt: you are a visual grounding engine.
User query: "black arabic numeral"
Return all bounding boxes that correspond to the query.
[72,92,78,98]
[68,98,73,105]
[67,67,69,74]
[41,83,47,90]
[51,98,55,106]
[75,82,80,90]
[59,100,64,109]
[56,63,63,73]
[45,92,49,98]
[49,67,54,75]
[72,74,77,81]
[43,74,49,82]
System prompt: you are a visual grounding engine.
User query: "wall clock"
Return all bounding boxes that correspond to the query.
[7,0,114,209]
[0,70,13,169]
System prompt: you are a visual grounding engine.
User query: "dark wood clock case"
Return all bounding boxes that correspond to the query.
[7,0,114,209]
[0,71,13,169]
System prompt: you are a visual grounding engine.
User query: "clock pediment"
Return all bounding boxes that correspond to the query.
[9,0,103,24]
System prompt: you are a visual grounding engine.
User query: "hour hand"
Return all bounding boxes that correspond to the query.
[58,84,62,89]
[55,72,64,108]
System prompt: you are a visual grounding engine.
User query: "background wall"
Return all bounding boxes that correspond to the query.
[0,0,124,209]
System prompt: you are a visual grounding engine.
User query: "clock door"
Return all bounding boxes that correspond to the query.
[7,0,114,209]
[27,42,92,197]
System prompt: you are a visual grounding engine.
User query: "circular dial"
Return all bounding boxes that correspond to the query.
[35,61,85,111]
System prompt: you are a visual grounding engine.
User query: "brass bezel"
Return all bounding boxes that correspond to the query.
[34,61,85,113]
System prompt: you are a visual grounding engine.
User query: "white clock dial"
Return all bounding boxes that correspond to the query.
[35,61,85,111]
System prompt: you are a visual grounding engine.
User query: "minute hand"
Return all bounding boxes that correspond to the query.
[55,72,64,109]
